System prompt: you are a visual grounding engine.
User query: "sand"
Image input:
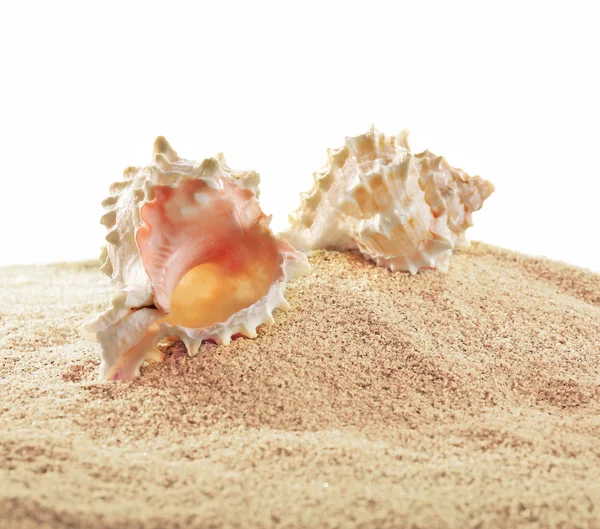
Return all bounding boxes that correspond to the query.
[1,242,599,529]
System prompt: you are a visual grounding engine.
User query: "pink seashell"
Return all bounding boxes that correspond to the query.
[83,138,309,380]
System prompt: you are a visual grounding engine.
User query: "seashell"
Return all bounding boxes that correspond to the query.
[83,137,310,380]
[280,126,494,274]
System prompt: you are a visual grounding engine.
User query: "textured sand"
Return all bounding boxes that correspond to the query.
[1,242,599,529]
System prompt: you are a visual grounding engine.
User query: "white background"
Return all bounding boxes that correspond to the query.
[0,1,598,271]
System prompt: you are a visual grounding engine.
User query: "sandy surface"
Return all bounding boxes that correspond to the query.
[1,242,599,529]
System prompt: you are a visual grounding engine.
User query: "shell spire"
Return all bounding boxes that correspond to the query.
[280,126,494,273]
[83,138,309,380]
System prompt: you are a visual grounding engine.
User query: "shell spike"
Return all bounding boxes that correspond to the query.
[123,166,138,180]
[278,297,291,312]
[219,333,232,346]
[100,210,117,228]
[345,127,378,157]
[153,136,179,164]
[180,336,203,358]
[101,195,119,209]
[241,324,258,339]
[235,169,261,194]
[394,129,410,149]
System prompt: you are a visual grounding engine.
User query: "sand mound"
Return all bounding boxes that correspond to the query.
[1,242,599,529]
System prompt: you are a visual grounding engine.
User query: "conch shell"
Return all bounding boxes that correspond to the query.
[83,137,309,380]
[281,127,494,273]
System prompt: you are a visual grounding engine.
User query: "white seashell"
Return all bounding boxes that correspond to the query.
[83,137,309,380]
[280,126,494,273]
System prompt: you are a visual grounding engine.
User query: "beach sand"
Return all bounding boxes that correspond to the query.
[1,242,599,529]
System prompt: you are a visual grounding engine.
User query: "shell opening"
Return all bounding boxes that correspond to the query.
[164,228,282,329]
